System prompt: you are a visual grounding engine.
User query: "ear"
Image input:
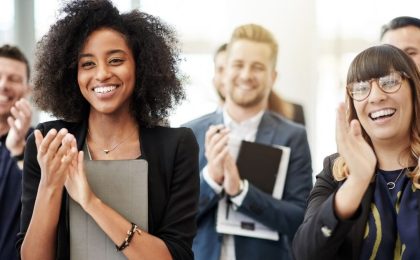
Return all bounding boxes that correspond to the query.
[270,70,278,90]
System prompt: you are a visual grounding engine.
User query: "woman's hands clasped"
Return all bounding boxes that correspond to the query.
[35,128,95,209]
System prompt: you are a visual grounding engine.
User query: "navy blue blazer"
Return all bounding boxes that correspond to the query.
[0,144,22,260]
[0,129,33,260]
[183,110,313,260]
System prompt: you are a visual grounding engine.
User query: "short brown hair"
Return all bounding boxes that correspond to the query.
[0,44,30,80]
[380,16,420,40]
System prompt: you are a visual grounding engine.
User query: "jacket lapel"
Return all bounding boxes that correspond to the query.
[212,111,224,126]
[197,111,224,170]
[255,112,276,145]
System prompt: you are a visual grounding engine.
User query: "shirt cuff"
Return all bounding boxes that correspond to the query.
[230,179,249,206]
[202,165,224,194]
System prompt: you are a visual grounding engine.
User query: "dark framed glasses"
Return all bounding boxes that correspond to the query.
[346,71,409,101]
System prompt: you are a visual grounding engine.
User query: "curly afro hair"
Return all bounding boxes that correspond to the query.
[33,0,184,127]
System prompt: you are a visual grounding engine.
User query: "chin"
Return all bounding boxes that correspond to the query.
[232,95,263,107]
[369,131,401,142]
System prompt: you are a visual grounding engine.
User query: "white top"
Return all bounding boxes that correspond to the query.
[202,108,264,260]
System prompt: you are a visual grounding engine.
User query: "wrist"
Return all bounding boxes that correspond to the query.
[83,195,100,213]
[8,142,25,157]
[230,179,244,198]
[38,181,65,197]
[208,166,224,185]
[12,152,24,162]
[346,172,373,187]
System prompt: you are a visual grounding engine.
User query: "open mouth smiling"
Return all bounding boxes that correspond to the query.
[93,85,118,94]
[369,108,396,121]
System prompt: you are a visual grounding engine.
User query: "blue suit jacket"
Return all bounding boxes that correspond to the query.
[183,110,313,260]
[0,144,21,260]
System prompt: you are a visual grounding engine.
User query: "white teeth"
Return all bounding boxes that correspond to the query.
[370,109,396,119]
[93,86,116,94]
[238,85,253,90]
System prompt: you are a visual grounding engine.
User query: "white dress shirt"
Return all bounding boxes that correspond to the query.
[202,108,264,260]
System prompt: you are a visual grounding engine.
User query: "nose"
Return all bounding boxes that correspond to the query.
[95,64,112,82]
[368,81,386,103]
[239,66,252,81]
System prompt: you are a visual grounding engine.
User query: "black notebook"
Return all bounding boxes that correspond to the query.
[236,141,290,199]
[215,140,290,240]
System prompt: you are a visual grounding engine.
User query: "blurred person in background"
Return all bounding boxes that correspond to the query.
[212,44,305,125]
[185,23,312,260]
[0,44,32,260]
[381,16,420,69]
[213,43,228,108]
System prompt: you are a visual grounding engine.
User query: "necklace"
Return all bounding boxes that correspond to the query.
[386,168,406,190]
[86,140,93,160]
[87,128,137,155]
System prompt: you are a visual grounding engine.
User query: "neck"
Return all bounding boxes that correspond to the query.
[372,138,414,170]
[224,99,266,123]
[88,112,138,143]
[86,112,140,160]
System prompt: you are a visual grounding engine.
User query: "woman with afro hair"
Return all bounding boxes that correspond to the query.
[17,0,199,259]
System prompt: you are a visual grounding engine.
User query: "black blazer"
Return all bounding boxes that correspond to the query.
[292,153,420,260]
[16,120,200,260]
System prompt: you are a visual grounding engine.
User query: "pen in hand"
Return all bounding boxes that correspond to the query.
[225,197,231,219]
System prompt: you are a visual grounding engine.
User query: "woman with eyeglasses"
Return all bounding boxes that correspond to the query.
[292,44,420,260]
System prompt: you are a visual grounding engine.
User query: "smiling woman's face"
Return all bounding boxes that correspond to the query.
[353,74,412,145]
[77,28,136,117]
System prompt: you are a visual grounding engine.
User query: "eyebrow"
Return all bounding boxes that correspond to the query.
[78,49,127,59]
[403,47,418,52]
[7,73,24,82]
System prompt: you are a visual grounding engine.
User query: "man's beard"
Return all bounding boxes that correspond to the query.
[229,87,267,108]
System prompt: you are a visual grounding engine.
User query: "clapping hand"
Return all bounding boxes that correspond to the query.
[6,98,32,156]
[205,125,242,196]
[204,125,230,184]
[336,102,377,183]
[34,128,78,189]
[65,145,96,210]
[223,152,242,196]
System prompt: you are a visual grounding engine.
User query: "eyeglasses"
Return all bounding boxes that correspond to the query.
[346,71,409,101]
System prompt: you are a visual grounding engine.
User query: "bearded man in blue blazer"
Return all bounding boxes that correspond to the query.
[183,24,313,260]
